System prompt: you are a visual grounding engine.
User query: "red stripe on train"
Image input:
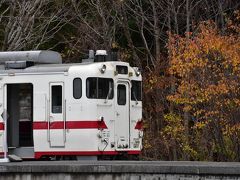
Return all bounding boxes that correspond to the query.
[0,151,141,159]
[35,150,141,159]
[33,120,107,130]
[0,120,107,130]
[0,123,4,130]
[135,120,143,130]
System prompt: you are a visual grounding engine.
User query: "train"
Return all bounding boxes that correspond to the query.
[0,50,142,161]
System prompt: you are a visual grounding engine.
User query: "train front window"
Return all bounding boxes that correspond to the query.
[86,78,97,98]
[86,77,113,99]
[98,78,113,99]
[131,80,142,101]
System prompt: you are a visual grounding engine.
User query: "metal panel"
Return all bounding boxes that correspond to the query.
[8,147,34,158]
[34,94,46,121]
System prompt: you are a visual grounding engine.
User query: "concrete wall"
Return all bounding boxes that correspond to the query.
[2,174,240,180]
[1,161,240,180]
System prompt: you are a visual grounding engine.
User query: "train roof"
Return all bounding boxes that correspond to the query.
[0,50,140,77]
[0,61,131,75]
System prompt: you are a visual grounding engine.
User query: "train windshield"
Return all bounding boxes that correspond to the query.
[86,77,114,99]
[131,80,142,101]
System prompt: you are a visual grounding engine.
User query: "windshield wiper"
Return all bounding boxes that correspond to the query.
[133,92,139,105]
[104,87,112,103]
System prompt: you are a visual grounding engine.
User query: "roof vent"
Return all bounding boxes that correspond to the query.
[0,50,62,65]
[5,61,34,69]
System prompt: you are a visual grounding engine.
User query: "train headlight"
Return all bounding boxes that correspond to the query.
[136,70,141,76]
[100,64,106,74]
[133,67,141,76]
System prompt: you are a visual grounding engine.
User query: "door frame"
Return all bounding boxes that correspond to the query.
[6,83,34,148]
[48,82,66,147]
[115,80,131,150]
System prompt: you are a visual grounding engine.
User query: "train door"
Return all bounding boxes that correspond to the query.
[115,81,130,150]
[6,83,34,157]
[49,82,65,147]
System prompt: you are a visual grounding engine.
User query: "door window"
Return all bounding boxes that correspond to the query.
[51,85,62,113]
[117,84,126,105]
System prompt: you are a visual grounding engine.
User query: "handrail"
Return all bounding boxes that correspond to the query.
[47,99,50,142]
[63,99,66,143]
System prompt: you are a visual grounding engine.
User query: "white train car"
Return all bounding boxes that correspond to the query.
[0,50,143,160]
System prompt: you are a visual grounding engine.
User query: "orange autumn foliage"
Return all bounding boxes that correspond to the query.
[165,15,240,161]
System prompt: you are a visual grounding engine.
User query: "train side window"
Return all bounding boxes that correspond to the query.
[86,78,113,99]
[51,85,62,113]
[73,78,82,99]
[117,84,126,105]
[131,80,142,101]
